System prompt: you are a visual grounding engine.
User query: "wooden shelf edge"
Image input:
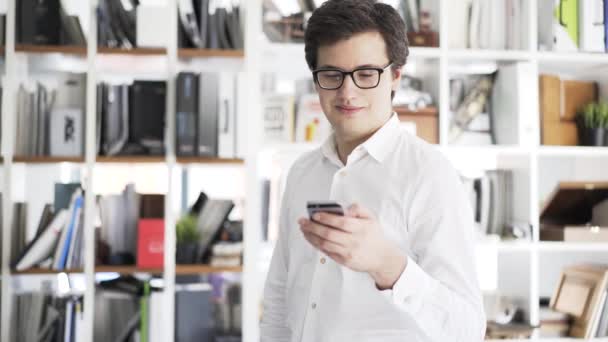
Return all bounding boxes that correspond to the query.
[15,44,87,55]
[178,48,245,58]
[12,265,243,275]
[96,156,166,163]
[98,47,167,56]
[176,157,244,164]
[13,156,84,163]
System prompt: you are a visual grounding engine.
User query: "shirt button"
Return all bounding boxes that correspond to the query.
[312,303,317,309]
[320,257,326,264]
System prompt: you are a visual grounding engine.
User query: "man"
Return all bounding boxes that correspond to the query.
[261,1,485,341]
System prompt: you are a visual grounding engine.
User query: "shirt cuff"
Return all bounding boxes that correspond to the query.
[379,256,437,307]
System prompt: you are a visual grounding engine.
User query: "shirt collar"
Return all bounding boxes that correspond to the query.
[320,113,401,165]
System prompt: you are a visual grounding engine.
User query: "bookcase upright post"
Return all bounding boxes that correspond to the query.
[163,0,179,340]
[1,1,17,341]
[82,0,99,341]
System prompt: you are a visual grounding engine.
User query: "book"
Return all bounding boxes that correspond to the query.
[12,210,68,271]
[50,108,84,157]
[294,93,331,143]
[179,0,204,48]
[196,199,235,262]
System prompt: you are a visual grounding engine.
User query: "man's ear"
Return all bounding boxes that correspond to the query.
[391,67,402,92]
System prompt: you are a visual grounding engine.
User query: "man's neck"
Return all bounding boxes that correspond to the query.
[335,127,383,165]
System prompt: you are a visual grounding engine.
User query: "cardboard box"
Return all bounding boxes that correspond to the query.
[541,121,578,146]
[395,106,438,144]
[539,74,598,145]
[540,181,608,242]
[550,264,608,338]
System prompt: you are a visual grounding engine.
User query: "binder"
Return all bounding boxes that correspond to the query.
[218,73,237,158]
[554,0,579,51]
[579,0,605,52]
[198,73,219,156]
[129,81,167,155]
[176,72,200,156]
[18,0,61,45]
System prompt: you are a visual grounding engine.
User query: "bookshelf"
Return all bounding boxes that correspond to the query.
[254,0,608,341]
[0,0,255,342]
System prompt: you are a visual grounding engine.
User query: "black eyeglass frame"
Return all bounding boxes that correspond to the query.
[312,61,394,90]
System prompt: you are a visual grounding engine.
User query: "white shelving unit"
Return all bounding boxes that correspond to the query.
[0,1,260,342]
[254,0,608,341]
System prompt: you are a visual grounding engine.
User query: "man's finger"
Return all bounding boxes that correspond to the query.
[302,230,345,255]
[312,212,347,230]
[301,220,351,246]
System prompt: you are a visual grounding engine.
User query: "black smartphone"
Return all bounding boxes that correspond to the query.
[307,201,344,223]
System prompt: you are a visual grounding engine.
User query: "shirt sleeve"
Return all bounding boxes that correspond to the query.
[379,154,487,341]
[260,174,294,341]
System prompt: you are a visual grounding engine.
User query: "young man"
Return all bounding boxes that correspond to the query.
[261,1,485,341]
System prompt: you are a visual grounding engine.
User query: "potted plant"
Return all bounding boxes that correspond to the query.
[176,215,200,264]
[600,102,608,146]
[577,101,608,146]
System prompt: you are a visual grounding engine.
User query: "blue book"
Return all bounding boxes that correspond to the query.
[605,0,608,51]
[57,195,83,270]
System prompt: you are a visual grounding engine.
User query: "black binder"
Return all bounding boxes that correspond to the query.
[129,81,166,155]
[18,0,61,45]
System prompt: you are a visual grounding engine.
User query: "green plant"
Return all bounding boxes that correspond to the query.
[176,215,200,244]
[579,101,608,129]
[598,101,608,128]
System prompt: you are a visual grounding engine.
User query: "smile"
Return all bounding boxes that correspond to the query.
[336,105,364,115]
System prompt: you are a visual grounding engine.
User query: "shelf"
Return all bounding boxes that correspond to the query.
[447,49,533,61]
[535,51,608,64]
[409,47,441,59]
[483,241,534,252]
[13,156,85,163]
[178,48,245,58]
[12,265,243,275]
[11,156,244,164]
[537,242,608,252]
[176,156,244,164]
[537,146,608,157]
[15,44,87,56]
[96,156,167,163]
[98,47,167,56]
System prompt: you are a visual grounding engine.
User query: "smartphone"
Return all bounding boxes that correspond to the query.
[307,201,344,223]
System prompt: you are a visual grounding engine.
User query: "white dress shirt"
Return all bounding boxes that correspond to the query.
[261,114,486,342]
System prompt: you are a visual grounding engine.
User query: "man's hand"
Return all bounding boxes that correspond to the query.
[298,203,407,290]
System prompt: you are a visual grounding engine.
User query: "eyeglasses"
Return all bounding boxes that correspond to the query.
[312,61,393,90]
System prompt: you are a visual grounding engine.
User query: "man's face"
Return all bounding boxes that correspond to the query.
[315,31,401,141]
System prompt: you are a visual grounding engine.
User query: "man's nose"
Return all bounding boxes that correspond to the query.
[337,74,358,98]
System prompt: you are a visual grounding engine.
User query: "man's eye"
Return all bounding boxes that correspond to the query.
[358,71,376,78]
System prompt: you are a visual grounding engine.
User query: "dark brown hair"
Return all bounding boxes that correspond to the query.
[304,0,409,72]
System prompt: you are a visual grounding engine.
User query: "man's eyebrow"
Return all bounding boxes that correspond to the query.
[316,63,382,70]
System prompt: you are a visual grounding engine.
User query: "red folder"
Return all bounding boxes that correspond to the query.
[137,219,164,269]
